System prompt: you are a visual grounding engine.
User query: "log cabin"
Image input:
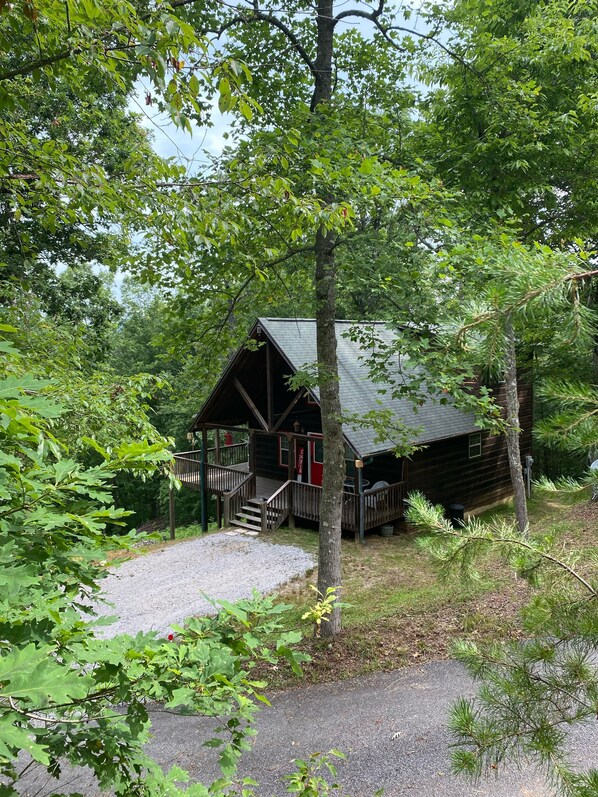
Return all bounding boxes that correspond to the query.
[173,318,532,539]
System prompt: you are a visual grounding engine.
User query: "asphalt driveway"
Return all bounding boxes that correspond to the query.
[19,660,598,796]
[142,660,591,797]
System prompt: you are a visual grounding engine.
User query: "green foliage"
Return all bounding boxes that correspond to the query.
[535,380,598,454]
[0,0,260,326]
[417,0,598,246]
[434,238,596,375]
[2,302,172,461]
[408,491,598,795]
[301,586,348,638]
[0,338,308,795]
[284,751,347,797]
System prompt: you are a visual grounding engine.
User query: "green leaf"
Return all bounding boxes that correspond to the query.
[0,715,50,765]
[0,644,90,706]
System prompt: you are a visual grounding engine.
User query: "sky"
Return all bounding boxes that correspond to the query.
[131,87,233,166]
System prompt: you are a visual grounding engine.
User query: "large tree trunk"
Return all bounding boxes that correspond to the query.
[315,227,345,637]
[312,0,345,637]
[504,314,528,534]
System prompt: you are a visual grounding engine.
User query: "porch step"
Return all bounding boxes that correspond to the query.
[232,499,284,532]
[231,518,262,532]
[239,504,279,519]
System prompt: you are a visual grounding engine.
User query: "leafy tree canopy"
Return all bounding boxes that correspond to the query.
[416,0,598,244]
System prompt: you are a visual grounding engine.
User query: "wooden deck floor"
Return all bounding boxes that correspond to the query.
[254,476,285,499]
[178,467,283,500]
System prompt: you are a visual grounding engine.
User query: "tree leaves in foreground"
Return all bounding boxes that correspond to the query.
[0,334,309,796]
[535,380,598,458]
[407,491,598,796]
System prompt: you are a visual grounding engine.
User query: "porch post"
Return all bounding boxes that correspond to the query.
[356,459,365,544]
[200,426,208,532]
[214,428,221,465]
[168,486,176,540]
[287,435,295,481]
[249,429,257,475]
[288,435,295,528]
[216,496,222,528]
[260,500,268,533]
[266,341,273,429]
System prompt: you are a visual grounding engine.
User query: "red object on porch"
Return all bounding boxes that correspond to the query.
[297,446,304,479]
[309,434,324,486]
[224,431,233,446]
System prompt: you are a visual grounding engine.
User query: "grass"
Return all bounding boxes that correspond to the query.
[256,489,598,688]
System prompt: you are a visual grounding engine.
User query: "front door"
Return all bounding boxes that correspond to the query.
[308,433,324,486]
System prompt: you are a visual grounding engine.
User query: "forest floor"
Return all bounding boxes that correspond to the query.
[254,490,598,688]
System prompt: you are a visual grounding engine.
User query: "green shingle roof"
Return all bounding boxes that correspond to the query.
[259,317,480,457]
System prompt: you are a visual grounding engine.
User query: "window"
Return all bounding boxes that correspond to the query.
[312,437,324,463]
[279,436,290,467]
[468,432,482,459]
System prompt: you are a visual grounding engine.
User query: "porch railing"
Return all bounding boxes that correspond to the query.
[175,447,406,533]
[290,480,405,533]
[223,472,256,527]
[260,481,292,532]
[174,452,250,494]
[206,463,251,494]
[342,491,359,532]
[291,481,321,523]
[289,482,359,532]
[173,451,201,485]
[208,442,248,467]
[362,481,406,529]
[175,443,248,468]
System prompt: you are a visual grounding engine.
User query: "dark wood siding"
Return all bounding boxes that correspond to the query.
[407,432,511,511]
[255,434,282,480]
[362,453,404,486]
[406,381,533,513]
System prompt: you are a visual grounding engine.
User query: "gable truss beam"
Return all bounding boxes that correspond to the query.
[233,377,270,431]
[272,388,307,432]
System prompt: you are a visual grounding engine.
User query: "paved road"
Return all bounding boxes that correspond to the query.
[20,660,598,796]
[142,661,560,797]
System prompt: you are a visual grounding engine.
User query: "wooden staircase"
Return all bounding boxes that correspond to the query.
[231,499,280,533]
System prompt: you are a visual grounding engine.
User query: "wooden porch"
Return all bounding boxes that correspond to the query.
[173,450,406,539]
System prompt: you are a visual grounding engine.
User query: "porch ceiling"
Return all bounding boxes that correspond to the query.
[192,339,297,429]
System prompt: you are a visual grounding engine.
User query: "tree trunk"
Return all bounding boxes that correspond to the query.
[315,226,345,637]
[504,314,528,534]
[312,0,345,637]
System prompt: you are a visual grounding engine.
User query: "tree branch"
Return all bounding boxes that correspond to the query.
[0,50,73,82]
[334,10,490,87]
[210,7,316,76]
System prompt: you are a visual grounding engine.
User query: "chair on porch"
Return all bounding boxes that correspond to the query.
[366,481,389,510]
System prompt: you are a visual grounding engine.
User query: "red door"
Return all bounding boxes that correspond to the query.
[309,434,324,486]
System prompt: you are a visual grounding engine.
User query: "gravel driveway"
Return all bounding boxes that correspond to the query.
[95,531,315,637]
